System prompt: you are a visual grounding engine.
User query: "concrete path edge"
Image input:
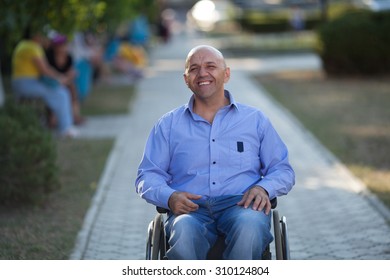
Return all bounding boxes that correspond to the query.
[69,135,122,259]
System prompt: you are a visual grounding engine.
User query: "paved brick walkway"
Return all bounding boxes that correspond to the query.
[71,32,390,260]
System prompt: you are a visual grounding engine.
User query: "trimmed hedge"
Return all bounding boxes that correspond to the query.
[317,10,390,75]
[239,10,291,33]
[0,102,59,205]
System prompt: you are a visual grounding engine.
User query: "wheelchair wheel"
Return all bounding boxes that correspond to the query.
[272,210,283,260]
[281,216,290,260]
[151,214,165,260]
[145,220,153,260]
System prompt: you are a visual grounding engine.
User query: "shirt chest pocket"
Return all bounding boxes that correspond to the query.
[228,141,258,170]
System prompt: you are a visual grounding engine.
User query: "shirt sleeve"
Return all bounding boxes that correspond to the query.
[31,43,45,59]
[256,115,295,199]
[135,116,176,209]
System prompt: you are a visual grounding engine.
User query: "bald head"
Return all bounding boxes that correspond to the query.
[183,44,230,99]
[185,45,226,72]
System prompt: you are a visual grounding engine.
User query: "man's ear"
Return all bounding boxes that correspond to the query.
[224,67,231,83]
[183,73,189,87]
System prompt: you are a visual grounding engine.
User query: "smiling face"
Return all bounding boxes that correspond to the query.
[183,46,230,103]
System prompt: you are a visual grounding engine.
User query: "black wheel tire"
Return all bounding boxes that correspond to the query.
[145,221,153,260]
[281,216,290,260]
[151,214,163,259]
[159,223,166,259]
[145,220,154,260]
[273,210,283,260]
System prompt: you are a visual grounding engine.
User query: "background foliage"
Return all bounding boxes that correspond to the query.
[0,102,59,205]
[317,10,390,75]
[0,0,157,73]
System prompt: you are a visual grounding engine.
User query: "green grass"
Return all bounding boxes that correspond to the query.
[0,139,113,259]
[254,70,390,208]
[218,31,318,56]
[81,83,135,116]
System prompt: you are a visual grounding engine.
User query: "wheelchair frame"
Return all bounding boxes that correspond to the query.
[145,199,290,260]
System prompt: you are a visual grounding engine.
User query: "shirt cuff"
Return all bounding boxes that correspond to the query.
[255,180,275,200]
[159,187,176,210]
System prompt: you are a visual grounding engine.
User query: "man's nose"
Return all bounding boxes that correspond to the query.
[198,66,208,77]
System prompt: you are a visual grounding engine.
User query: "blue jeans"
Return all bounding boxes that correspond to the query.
[165,195,273,260]
[12,78,73,133]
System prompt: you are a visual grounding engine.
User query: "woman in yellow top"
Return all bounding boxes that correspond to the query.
[11,27,76,137]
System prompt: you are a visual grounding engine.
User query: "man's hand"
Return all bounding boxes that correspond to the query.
[168,191,202,216]
[237,186,271,215]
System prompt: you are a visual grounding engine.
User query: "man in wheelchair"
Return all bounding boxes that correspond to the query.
[136,45,295,260]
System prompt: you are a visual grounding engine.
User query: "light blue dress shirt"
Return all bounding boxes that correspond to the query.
[136,90,295,209]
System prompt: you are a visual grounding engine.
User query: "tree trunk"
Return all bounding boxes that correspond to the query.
[320,0,328,23]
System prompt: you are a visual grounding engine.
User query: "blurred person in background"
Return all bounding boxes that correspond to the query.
[112,40,147,81]
[11,26,77,137]
[46,34,85,125]
[129,13,150,47]
[289,5,305,32]
[71,31,103,101]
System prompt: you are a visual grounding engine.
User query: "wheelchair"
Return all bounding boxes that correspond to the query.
[145,198,290,260]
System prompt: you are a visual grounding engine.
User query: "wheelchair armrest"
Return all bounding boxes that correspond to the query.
[156,206,169,214]
[271,197,277,209]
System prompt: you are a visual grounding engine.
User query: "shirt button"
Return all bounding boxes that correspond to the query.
[213,161,216,164]
[212,139,215,142]
[212,182,216,185]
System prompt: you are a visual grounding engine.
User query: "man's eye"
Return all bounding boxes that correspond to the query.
[190,68,197,72]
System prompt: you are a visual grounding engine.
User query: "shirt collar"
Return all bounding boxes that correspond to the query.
[186,90,239,114]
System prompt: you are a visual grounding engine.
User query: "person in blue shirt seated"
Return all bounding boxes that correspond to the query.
[135,45,295,260]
